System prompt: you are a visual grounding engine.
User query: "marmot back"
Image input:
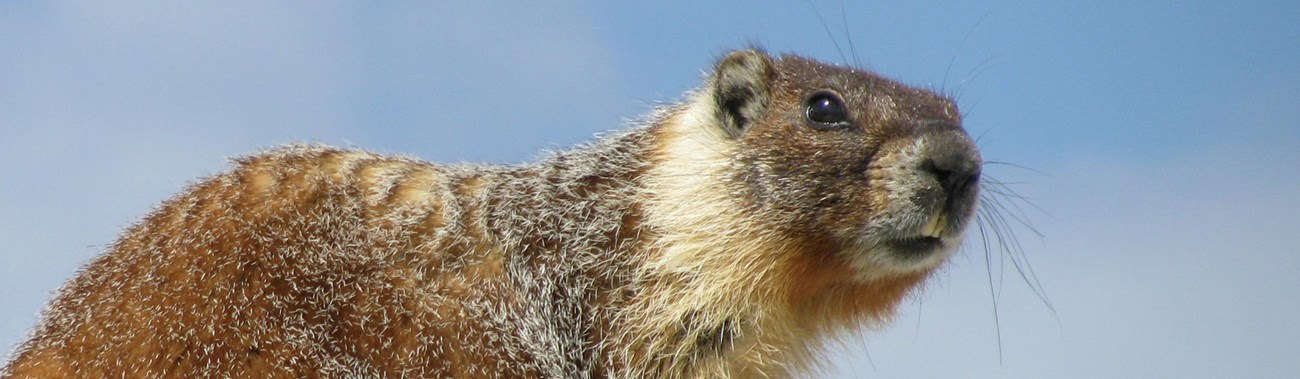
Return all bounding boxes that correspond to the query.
[3,50,981,378]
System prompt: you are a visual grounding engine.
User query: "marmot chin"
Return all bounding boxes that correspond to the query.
[3,49,982,378]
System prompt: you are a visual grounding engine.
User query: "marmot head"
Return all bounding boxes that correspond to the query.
[707,49,982,279]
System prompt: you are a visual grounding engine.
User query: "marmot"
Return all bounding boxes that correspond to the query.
[2,49,981,378]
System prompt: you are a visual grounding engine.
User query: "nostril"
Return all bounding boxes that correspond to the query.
[914,125,983,199]
[922,158,979,197]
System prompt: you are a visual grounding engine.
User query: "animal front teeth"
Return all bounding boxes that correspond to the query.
[921,212,946,238]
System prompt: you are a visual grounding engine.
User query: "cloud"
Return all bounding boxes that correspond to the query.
[331,2,627,163]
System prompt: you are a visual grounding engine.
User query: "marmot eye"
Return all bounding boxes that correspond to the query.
[805,90,849,126]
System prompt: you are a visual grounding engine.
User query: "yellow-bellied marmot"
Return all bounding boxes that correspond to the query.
[2,49,981,378]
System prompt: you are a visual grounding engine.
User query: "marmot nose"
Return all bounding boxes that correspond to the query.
[917,123,982,199]
[922,156,979,199]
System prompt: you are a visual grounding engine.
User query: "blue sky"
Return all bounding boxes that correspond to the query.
[2,1,1298,377]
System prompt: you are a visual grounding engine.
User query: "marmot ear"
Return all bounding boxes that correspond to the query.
[712,50,775,138]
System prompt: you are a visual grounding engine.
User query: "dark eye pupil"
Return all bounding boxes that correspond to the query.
[807,93,847,124]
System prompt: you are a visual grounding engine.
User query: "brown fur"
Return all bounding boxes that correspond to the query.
[3,50,980,378]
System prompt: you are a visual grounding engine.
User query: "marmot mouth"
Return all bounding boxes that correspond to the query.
[882,210,953,257]
[884,236,945,257]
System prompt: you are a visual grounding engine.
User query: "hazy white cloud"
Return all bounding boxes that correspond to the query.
[332,2,627,163]
[0,1,356,350]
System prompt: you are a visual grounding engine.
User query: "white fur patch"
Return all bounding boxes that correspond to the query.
[632,90,820,377]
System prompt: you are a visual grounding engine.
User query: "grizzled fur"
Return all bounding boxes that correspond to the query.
[4,50,980,378]
[3,134,653,377]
